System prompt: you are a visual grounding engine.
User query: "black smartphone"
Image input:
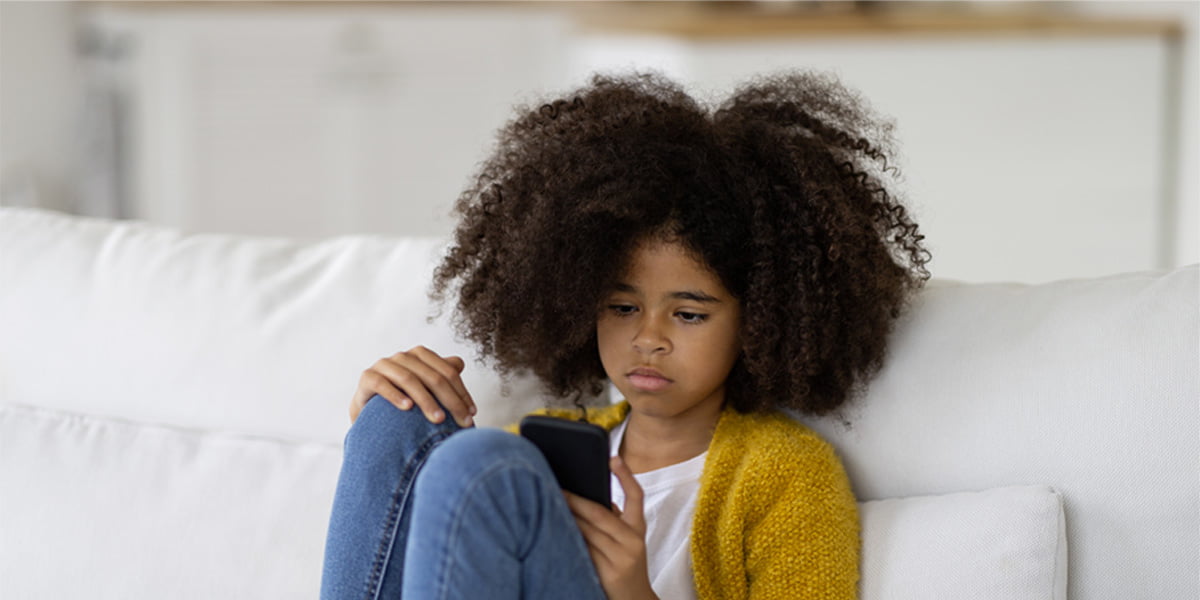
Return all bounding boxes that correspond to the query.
[519,415,611,509]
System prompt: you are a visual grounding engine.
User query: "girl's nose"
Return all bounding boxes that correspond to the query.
[632,319,671,355]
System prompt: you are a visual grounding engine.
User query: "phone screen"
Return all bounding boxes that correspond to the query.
[519,415,611,509]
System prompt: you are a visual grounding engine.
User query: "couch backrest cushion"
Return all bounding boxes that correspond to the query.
[800,266,1198,600]
[0,207,551,445]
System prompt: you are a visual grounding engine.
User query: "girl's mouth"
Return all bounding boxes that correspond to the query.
[627,368,672,392]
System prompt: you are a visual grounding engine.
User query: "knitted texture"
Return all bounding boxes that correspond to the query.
[503,402,631,435]
[507,401,860,599]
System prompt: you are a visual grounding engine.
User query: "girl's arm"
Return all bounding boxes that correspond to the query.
[745,440,860,599]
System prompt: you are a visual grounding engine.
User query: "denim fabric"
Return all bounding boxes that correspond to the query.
[320,395,607,600]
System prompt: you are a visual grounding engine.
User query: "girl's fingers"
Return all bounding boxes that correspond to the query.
[348,347,477,426]
[574,515,617,567]
[349,387,367,422]
[394,351,472,427]
[407,347,476,418]
[566,489,632,537]
[565,492,620,561]
[610,456,646,532]
[384,351,473,427]
[365,370,412,409]
[573,524,612,573]
[442,355,476,416]
[372,357,446,424]
[350,371,410,422]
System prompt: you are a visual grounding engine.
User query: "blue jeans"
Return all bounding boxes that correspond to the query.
[320,395,608,600]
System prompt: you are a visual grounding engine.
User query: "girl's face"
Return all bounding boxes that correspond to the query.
[597,239,742,420]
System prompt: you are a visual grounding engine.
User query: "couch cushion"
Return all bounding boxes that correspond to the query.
[860,485,1067,600]
[1,398,1069,600]
[801,265,1198,600]
[0,207,550,444]
[0,402,341,599]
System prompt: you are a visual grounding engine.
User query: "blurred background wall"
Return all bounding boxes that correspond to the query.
[2,0,1196,284]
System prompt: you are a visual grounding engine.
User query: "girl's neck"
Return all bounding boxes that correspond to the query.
[618,399,723,474]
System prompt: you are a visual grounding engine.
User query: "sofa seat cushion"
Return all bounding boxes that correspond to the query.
[2,401,1069,600]
[0,403,340,598]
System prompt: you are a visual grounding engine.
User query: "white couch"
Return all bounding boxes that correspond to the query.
[1,207,1196,599]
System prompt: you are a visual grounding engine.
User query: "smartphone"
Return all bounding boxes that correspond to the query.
[519,415,611,509]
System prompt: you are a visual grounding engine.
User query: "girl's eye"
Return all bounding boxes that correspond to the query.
[677,311,708,324]
[608,304,636,317]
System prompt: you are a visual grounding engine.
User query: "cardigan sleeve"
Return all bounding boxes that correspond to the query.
[743,433,860,599]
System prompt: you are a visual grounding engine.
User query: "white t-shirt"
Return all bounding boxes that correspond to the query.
[609,416,705,600]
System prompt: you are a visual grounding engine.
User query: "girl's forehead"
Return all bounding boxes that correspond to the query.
[618,240,727,292]
[625,238,701,268]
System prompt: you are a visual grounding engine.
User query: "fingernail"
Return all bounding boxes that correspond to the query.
[469,405,477,416]
[399,399,412,410]
[432,410,444,422]
[462,414,474,427]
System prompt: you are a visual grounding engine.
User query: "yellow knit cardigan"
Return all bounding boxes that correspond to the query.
[506,400,860,599]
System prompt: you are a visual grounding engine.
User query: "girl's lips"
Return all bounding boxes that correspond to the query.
[627,368,672,392]
[628,374,671,391]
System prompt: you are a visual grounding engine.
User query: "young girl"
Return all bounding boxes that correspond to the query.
[321,70,930,600]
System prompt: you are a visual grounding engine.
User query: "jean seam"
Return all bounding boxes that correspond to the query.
[365,427,455,600]
[431,459,543,600]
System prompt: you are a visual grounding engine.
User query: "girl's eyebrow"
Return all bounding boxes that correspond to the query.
[613,283,722,304]
[672,290,721,303]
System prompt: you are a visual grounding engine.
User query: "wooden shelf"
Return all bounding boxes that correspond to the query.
[568,2,1183,40]
[89,1,1183,39]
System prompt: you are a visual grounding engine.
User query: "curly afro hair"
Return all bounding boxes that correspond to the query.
[432,70,930,416]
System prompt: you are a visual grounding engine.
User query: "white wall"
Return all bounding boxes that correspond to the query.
[2,1,1196,283]
[1073,0,1199,278]
[0,1,80,213]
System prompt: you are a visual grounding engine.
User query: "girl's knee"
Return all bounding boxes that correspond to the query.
[413,429,555,513]
[422,428,545,476]
[343,395,458,460]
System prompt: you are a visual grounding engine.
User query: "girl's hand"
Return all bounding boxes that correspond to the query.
[348,346,477,427]
[565,455,659,600]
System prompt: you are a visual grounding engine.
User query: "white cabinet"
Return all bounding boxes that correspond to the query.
[85,4,1185,282]
[93,5,577,240]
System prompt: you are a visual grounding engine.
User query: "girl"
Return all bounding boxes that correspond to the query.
[321,70,930,600]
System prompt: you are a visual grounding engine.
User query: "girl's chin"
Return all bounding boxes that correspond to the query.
[619,389,727,420]
[615,386,670,403]
[623,394,685,415]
